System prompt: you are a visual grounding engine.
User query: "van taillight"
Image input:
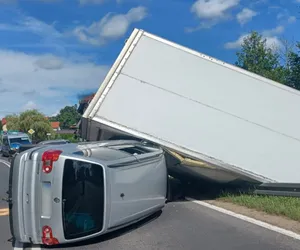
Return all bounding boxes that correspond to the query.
[42,150,62,174]
[42,225,59,245]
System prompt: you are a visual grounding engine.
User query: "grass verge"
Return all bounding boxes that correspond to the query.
[218,192,300,221]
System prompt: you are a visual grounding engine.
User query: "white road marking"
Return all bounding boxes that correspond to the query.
[0,159,10,167]
[13,242,42,250]
[186,197,300,241]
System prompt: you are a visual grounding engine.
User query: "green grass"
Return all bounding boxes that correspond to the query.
[218,192,300,221]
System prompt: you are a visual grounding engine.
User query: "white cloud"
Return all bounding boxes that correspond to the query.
[264,36,282,50]
[276,12,285,20]
[51,111,60,116]
[224,34,248,49]
[0,50,109,118]
[274,8,298,24]
[23,101,38,111]
[288,16,296,23]
[191,0,239,19]
[236,8,258,25]
[0,6,111,118]
[0,9,73,55]
[73,6,147,45]
[252,0,268,4]
[225,35,282,50]
[34,55,64,70]
[224,25,284,50]
[261,25,284,37]
[188,0,239,30]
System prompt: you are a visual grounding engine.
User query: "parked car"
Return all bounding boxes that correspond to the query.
[2,132,31,157]
[8,140,169,246]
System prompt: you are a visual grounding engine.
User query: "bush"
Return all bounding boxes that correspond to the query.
[52,133,79,143]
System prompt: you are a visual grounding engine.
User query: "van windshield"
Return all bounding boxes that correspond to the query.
[62,159,104,240]
[9,137,30,144]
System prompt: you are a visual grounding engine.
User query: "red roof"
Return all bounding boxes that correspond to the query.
[50,121,60,129]
[80,93,95,104]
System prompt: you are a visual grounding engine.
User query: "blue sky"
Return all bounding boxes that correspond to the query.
[0,0,299,118]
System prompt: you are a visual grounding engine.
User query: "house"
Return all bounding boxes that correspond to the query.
[77,93,95,115]
[50,121,61,131]
[76,93,95,139]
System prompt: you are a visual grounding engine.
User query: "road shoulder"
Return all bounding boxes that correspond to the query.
[199,199,300,235]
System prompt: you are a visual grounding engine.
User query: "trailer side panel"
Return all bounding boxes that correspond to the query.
[85,29,300,183]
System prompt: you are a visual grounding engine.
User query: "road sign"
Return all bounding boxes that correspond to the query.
[2,124,7,132]
[47,133,51,136]
[28,129,35,135]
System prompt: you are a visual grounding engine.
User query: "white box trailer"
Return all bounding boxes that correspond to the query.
[81,28,300,184]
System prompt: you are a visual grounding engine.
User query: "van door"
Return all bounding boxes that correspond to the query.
[107,147,166,229]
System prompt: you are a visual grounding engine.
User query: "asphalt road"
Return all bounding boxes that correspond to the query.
[0,158,13,250]
[45,200,300,250]
[0,156,299,250]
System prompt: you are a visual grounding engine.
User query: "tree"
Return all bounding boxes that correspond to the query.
[235,31,287,83]
[6,114,20,131]
[48,116,58,122]
[18,110,53,141]
[56,105,81,129]
[285,42,300,90]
